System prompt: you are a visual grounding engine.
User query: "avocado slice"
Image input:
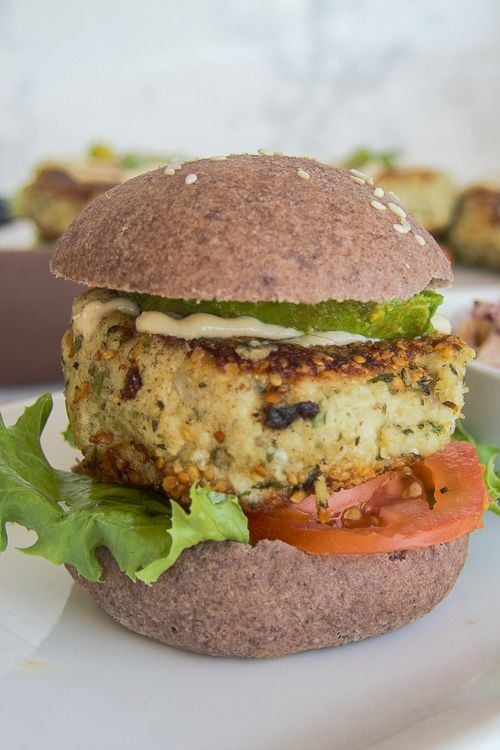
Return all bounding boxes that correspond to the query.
[126,290,443,340]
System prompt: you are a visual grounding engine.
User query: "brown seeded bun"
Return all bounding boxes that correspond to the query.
[51,155,451,303]
[68,536,468,658]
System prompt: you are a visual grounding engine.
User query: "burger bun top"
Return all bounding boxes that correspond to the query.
[51,154,452,304]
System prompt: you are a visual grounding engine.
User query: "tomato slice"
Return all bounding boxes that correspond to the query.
[247,442,487,554]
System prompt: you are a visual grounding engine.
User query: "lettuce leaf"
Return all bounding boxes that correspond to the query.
[0,394,249,584]
[61,422,77,448]
[453,422,500,515]
[340,147,399,170]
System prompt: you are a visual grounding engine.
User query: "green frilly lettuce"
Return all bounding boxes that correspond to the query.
[0,394,249,584]
[453,422,500,515]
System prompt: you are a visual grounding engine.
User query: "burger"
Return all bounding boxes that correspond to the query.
[0,154,492,658]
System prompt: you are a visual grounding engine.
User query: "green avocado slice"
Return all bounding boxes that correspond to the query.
[125,290,443,339]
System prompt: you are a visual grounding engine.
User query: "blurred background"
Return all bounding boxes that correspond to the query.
[2,0,500,186]
[1,0,500,396]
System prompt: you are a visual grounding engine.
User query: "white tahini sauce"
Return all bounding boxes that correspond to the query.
[73,298,140,338]
[287,331,373,347]
[135,311,301,340]
[431,314,452,334]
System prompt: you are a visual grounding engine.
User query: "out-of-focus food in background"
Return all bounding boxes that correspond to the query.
[339,147,399,176]
[441,288,500,445]
[448,182,500,270]
[375,168,457,237]
[457,299,500,368]
[11,144,179,241]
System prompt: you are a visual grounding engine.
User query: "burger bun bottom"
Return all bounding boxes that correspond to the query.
[67,536,468,658]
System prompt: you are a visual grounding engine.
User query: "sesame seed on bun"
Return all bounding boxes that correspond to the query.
[51,154,452,304]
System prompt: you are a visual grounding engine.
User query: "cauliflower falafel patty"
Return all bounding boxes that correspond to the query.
[63,290,472,510]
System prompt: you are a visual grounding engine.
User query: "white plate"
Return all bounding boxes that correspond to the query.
[2,342,500,749]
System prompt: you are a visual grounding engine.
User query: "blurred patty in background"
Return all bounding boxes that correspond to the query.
[448,182,500,270]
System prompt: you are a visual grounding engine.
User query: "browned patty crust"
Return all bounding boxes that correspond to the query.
[63,293,471,511]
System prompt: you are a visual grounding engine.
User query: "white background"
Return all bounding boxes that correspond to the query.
[1,0,499,193]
